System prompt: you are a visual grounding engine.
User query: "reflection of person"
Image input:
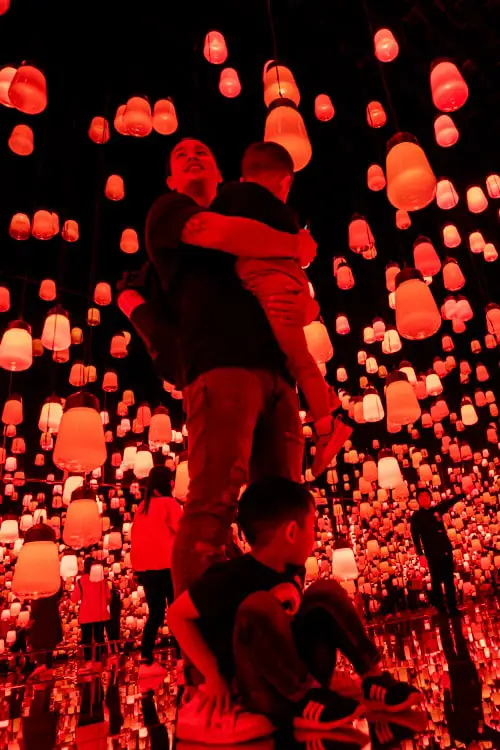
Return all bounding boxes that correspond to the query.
[169,478,421,741]
[71,557,110,667]
[22,683,59,750]
[131,466,182,677]
[410,489,460,615]
[214,141,353,478]
[146,138,316,596]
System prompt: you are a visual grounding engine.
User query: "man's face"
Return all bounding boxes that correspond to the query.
[287,507,316,565]
[418,492,431,509]
[167,139,221,194]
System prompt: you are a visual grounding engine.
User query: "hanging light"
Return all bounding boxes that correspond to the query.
[264,101,311,172]
[123,97,152,137]
[348,215,375,254]
[385,371,421,426]
[367,164,386,191]
[395,269,441,340]
[413,237,441,277]
[8,64,47,114]
[88,116,110,144]
[152,99,178,135]
[8,124,34,156]
[174,461,190,500]
[442,224,461,248]
[374,29,399,62]
[38,396,63,432]
[430,60,468,112]
[32,209,55,239]
[9,213,30,240]
[61,219,79,242]
[386,133,436,211]
[304,321,333,364]
[12,540,60,599]
[443,258,465,291]
[63,485,102,548]
[94,282,112,306]
[0,66,16,107]
[263,61,300,107]
[378,450,403,489]
[219,68,241,98]
[149,406,172,446]
[203,31,228,65]
[120,228,139,254]
[134,445,154,479]
[114,104,128,135]
[2,393,22,425]
[105,175,125,201]
[466,186,488,214]
[362,388,385,422]
[53,391,107,473]
[0,321,32,371]
[469,231,485,254]
[381,327,402,354]
[461,397,478,426]
[395,209,411,230]
[366,101,387,128]
[41,306,71,352]
[486,174,500,200]
[436,178,459,209]
[314,94,334,121]
[434,114,459,147]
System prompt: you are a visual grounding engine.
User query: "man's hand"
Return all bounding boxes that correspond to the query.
[419,555,428,569]
[200,670,232,723]
[296,229,317,267]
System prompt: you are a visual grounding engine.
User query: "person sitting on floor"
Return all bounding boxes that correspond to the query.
[168,476,422,743]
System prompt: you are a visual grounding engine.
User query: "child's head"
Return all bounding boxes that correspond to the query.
[241,142,294,202]
[238,477,316,566]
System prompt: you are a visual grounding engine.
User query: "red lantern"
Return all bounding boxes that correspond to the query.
[94,282,112,306]
[367,164,386,191]
[0,0,9,13]
[434,115,459,147]
[484,243,498,263]
[88,116,110,144]
[120,228,139,254]
[395,269,441,340]
[366,101,386,128]
[41,306,71,352]
[436,179,459,210]
[314,94,334,122]
[61,219,79,242]
[105,175,125,201]
[32,210,54,240]
[8,124,34,156]
[469,232,485,254]
[39,279,56,301]
[8,65,47,114]
[0,321,32,371]
[114,104,128,135]
[413,237,441,277]
[386,133,436,211]
[374,29,399,63]
[335,314,350,335]
[385,263,400,292]
[442,224,461,248]
[395,209,411,230]
[348,216,375,254]
[466,186,488,214]
[430,60,468,112]
[336,261,355,290]
[263,61,300,107]
[53,391,107,472]
[152,99,178,135]
[0,287,10,312]
[443,258,465,291]
[123,97,152,137]
[9,213,30,240]
[0,66,16,107]
[219,68,241,98]
[203,31,228,64]
[110,334,128,358]
[264,102,311,172]
[103,371,118,393]
[2,394,22,425]
[486,174,500,199]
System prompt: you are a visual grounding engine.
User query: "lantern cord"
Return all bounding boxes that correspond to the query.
[0,371,13,483]
[265,0,283,97]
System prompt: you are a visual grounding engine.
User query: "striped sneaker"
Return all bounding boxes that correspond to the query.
[362,672,423,712]
[293,688,363,730]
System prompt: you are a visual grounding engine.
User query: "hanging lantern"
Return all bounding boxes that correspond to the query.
[332,546,359,581]
[0,321,32,371]
[366,101,387,128]
[486,304,500,336]
[466,186,488,214]
[304,321,333,364]
[103,370,118,392]
[435,178,459,209]
[8,64,47,114]
[123,442,137,469]
[335,314,350,335]
[203,31,228,65]
[336,261,355,290]
[413,237,441,277]
[385,371,421,426]
[219,68,241,98]
[174,461,190,500]
[461,397,478,426]
[434,114,459,147]
[395,269,441,340]
[442,224,461,248]
[105,174,125,201]
[120,228,139,254]
[372,318,385,341]
[2,394,22,425]
[60,554,78,579]
[114,104,128,135]
[12,540,60,599]
[88,116,110,144]
[32,209,54,240]
[264,101,311,172]
[63,486,101,548]
[152,98,178,135]
[443,258,465,291]
[430,60,468,112]
[61,219,79,242]
[149,406,172,446]
[378,450,403,489]
[53,391,107,473]
[395,209,411,230]
[367,165,386,191]
[374,29,399,63]
[69,361,87,387]
[38,397,63,432]
[381,327,402,354]
[9,213,30,240]
[486,174,500,200]
[469,231,486,254]
[362,388,385,422]
[484,243,498,263]
[426,372,443,396]
[399,361,417,384]
[39,279,56,301]
[134,445,154,479]
[0,66,16,106]
[41,306,71,352]
[348,216,375,254]
[94,282,112,306]
[71,327,83,345]
[123,97,152,137]
[263,61,300,106]
[87,307,100,326]
[314,94,334,121]
[8,124,34,156]
[386,133,436,211]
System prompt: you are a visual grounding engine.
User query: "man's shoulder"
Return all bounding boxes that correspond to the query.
[148,191,196,221]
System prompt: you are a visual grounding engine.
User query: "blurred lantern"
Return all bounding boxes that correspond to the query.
[41,306,71,351]
[335,314,350,335]
[436,178,459,209]
[434,114,459,147]
[430,60,468,112]
[366,101,386,128]
[378,450,403,489]
[9,213,30,240]
[363,388,385,422]
[87,307,100,326]
[12,541,60,598]
[486,304,500,336]
[69,361,87,387]
[123,97,152,137]
[149,406,172,446]
[152,99,178,135]
[8,64,47,114]
[263,61,300,107]
[332,546,359,581]
[174,461,190,500]
[484,243,498,262]
[469,231,485,254]
[8,124,33,156]
[90,564,104,582]
[61,219,79,242]
[413,237,441,276]
[348,216,375,253]
[219,68,241,98]
[442,224,461,248]
[385,263,400,292]
[374,29,399,62]
[2,393,22,425]
[486,174,500,199]
[395,269,441,340]
[264,102,311,172]
[336,261,354,290]
[304,321,333,364]
[94,282,112,306]
[466,186,488,214]
[123,443,137,469]
[426,372,443,396]
[363,326,375,344]
[0,519,18,542]
[0,321,32,371]
[38,397,63,432]
[386,371,421,426]
[367,165,386,191]
[336,366,347,382]
[103,370,118,392]
[461,397,478,426]
[386,133,436,211]
[134,445,154,479]
[455,296,473,321]
[88,116,110,144]
[399,361,417,384]
[32,209,54,239]
[53,391,107,473]
[373,318,386,341]
[105,175,125,201]
[63,486,101,548]
[60,554,78,579]
[0,66,16,106]
[203,31,228,64]
[443,258,465,291]
[39,279,56,301]
[314,94,334,121]
[120,228,139,254]
[114,104,127,135]
[395,209,411,230]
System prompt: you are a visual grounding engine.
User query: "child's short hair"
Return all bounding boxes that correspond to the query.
[238,476,314,545]
[241,141,294,180]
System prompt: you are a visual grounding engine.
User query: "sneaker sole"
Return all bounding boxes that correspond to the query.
[365,692,424,713]
[176,726,274,744]
[293,703,364,731]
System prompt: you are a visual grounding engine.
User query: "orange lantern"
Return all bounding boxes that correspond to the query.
[430,60,468,112]
[203,31,228,64]
[41,306,71,352]
[443,258,465,291]
[434,115,459,147]
[110,334,128,358]
[466,186,488,214]
[385,263,400,292]
[263,61,300,106]
[436,178,459,210]
[374,29,399,62]
[469,231,485,254]
[53,391,107,472]
[348,216,375,254]
[386,133,436,211]
[61,219,79,242]
[486,174,500,199]
[94,282,112,306]
[219,68,241,98]
[366,101,386,128]
[149,406,172,446]
[0,66,16,107]
[314,94,334,121]
[442,224,461,248]
[0,321,32,371]
[120,228,139,254]
[63,486,102,548]
[123,97,152,137]
[413,237,441,277]
[9,213,30,240]
[39,279,56,301]
[484,243,498,263]
[88,116,110,144]
[38,397,63,432]
[8,65,47,114]
[264,102,311,172]
[114,104,128,135]
[335,261,354,290]
[71,327,83,345]
[335,314,350,335]
[152,99,178,135]
[32,209,54,240]
[395,269,441,340]
[395,209,411,230]
[105,175,125,201]
[0,287,10,312]
[103,370,118,392]
[367,164,386,191]
[8,124,33,156]
[2,394,22,425]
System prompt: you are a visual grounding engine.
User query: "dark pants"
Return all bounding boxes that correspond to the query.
[233,580,380,722]
[172,368,304,597]
[139,569,174,664]
[428,551,457,612]
[80,622,106,663]
[105,618,121,654]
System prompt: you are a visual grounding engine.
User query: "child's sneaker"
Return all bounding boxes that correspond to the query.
[312,415,354,478]
[293,687,363,730]
[362,672,423,712]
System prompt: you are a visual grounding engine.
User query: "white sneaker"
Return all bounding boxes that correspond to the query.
[139,661,168,678]
[176,688,275,745]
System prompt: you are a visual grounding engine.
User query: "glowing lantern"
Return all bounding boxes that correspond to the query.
[386,372,421,426]
[434,115,459,147]
[8,124,33,156]
[203,31,228,65]
[39,279,56,301]
[395,209,411,230]
[314,94,334,121]
[366,101,386,128]
[69,362,86,387]
[413,237,441,277]
[120,228,139,254]
[103,370,118,392]
[8,65,47,114]
[71,327,83,345]
[374,29,399,62]
[455,296,473,321]
[436,179,459,209]
[87,307,100,326]
[304,321,333,364]
[105,175,125,201]
[336,367,347,382]
[114,104,128,135]
[363,388,384,422]
[365,355,378,374]
[88,116,110,144]
[430,60,468,112]
[426,372,443,396]
[60,554,78,579]
[264,102,311,172]
[219,68,241,98]
[466,186,488,214]
[486,174,500,199]
[38,397,63,433]
[363,326,375,344]
[123,97,152,137]
[62,219,79,242]
[332,547,359,581]
[469,232,485,254]
[336,261,354,290]
[0,66,16,106]
[53,392,107,473]
[486,304,500,336]
[378,451,403,489]
[32,210,54,239]
[443,258,465,291]
[395,269,441,340]
[174,460,190,500]
[94,282,112,306]
[386,133,436,211]
[63,486,101,548]
[367,165,386,191]
[9,213,30,240]
[134,446,154,479]
[263,61,300,106]
[373,318,385,341]
[443,224,461,248]
[385,263,400,292]
[0,321,32,371]
[2,394,22,425]
[149,406,172,446]
[381,327,401,354]
[461,397,478,426]
[484,243,498,262]
[41,306,71,351]
[335,314,350,335]
[348,216,375,254]
[399,361,416,385]
[12,540,60,599]
[152,99,178,135]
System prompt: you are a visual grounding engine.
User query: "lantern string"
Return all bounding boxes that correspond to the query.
[265,0,283,98]
[0,371,13,483]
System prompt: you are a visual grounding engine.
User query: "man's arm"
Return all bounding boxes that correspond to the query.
[410,515,424,556]
[436,495,462,516]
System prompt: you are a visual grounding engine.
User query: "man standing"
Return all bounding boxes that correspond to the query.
[146,138,316,596]
[410,488,461,616]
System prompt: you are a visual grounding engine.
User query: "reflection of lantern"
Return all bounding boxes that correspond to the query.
[264,102,311,172]
[12,541,60,598]
[41,306,71,351]
[332,547,359,580]
[203,31,228,65]
[174,461,190,500]
[395,269,441,340]
[152,99,178,135]
[430,60,468,112]
[0,321,32,371]
[378,451,403,489]
[63,486,101,547]
[304,321,333,364]
[8,64,47,114]
[386,133,436,211]
[386,371,421,426]
[219,68,241,98]
[53,392,107,472]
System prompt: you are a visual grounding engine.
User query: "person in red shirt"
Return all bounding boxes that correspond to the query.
[71,557,110,669]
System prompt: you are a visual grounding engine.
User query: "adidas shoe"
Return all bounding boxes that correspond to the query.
[363,672,423,712]
[369,711,428,749]
[312,415,354,478]
[293,688,363,731]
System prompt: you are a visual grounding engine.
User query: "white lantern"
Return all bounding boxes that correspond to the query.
[332,547,359,581]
